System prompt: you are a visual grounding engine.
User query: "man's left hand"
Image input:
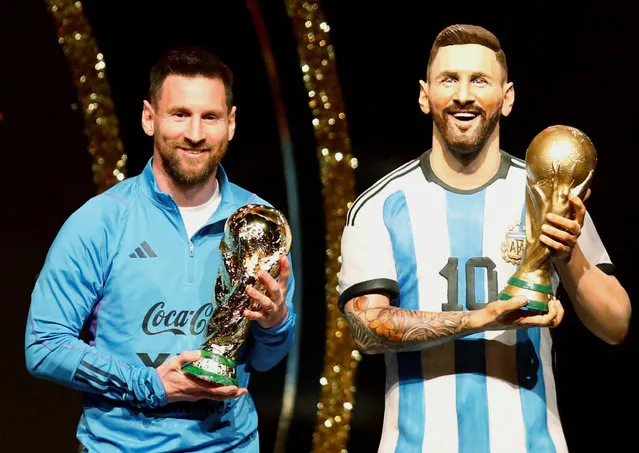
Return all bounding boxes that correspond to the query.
[243,255,290,329]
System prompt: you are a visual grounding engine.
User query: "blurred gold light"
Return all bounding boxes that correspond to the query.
[47,0,128,193]
[286,1,358,452]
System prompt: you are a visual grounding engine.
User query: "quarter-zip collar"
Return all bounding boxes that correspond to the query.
[139,157,254,230]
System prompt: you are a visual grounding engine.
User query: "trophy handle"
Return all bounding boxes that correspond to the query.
[571,169,594,199]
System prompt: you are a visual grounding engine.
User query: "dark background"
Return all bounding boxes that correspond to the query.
[1,1,636,452]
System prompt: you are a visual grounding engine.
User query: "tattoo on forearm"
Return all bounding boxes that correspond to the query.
[346,296,473,354]
[346,311,386,352]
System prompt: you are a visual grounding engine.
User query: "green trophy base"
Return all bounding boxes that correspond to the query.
[499,277,552,314]
[182,350,238,386]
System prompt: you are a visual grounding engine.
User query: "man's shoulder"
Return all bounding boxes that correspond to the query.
[364,157,422,194]
[226,181,260,200]
[346,157,423,226]
[88,176,139,208]
[500,150,526,174]
[63,176,141,233]
[223,181,271,209]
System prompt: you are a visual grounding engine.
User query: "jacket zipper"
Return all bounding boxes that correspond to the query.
[187,240,195,284]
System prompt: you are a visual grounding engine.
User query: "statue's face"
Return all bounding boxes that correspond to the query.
[526,125,597,200]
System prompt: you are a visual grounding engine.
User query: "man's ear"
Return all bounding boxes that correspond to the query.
[227,106,237,141]
[501,82,515,117]
[418,80,430,115]
[141,100,155,137]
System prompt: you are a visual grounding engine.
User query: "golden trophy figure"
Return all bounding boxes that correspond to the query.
[182,204,292,385]
[499,125,596,313]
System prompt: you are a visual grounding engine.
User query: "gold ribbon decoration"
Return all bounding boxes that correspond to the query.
[46,0,127,193]
[285,2,360,452]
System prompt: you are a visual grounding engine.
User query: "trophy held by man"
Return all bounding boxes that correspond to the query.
[182,204,292,386]
[499,125,596,313]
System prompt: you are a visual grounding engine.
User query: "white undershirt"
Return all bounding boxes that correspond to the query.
[178,184,221,239]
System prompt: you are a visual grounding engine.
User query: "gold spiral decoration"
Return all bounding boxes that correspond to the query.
[46,0,127,193]
[285,2,360,452]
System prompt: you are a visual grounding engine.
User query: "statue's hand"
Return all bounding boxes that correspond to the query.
[570,170,594,200]
[541,193,586,262]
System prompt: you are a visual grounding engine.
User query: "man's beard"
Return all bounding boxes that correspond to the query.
[431,103,500,156]
[157,139,228,187]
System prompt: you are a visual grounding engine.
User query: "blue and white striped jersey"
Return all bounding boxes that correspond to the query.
[338,150,611,453]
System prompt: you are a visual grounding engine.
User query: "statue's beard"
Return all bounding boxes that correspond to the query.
[431,103,500,156]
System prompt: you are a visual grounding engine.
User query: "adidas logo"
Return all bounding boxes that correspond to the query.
[129,241,158,258]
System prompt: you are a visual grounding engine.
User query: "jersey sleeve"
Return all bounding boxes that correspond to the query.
[337,196,399,312]
[579,211,613,272]
[24,199,167,409]
[552,211,615,292]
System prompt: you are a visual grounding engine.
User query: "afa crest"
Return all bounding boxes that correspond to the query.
[501,222,526,265]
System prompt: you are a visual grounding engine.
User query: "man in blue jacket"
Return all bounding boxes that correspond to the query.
[25,45,296,452]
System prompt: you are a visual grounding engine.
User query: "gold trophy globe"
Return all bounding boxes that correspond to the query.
[182,204,292,386]
[499,125,596,313]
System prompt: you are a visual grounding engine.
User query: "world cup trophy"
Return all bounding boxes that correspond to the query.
[182,204,292,385]
[498,125,596,313]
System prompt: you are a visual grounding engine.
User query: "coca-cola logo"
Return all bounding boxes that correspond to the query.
[142,301,213,336]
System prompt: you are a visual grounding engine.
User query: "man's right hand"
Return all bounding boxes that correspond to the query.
[475,295,564,331]
[156,350,248,403]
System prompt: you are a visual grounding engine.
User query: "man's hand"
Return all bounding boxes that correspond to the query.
[243,255,290,329]
[476,295,565,330]
[156,350,248,403]
[541,190,590,262]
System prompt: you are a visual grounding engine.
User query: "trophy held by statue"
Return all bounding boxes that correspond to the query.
[499,125,596,313]
[182,204,292,386]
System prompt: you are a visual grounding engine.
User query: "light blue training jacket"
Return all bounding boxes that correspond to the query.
[25,158,296,452]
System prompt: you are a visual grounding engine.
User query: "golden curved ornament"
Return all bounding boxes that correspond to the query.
[46,0,127,193]
[285,1,359,452]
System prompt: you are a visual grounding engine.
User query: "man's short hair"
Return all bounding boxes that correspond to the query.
[149,45,234,111]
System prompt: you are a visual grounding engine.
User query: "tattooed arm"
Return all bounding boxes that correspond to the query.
[344,293,563,354]
[344,294,478,354]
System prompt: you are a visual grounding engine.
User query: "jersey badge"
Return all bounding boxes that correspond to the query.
[501,222,526,265]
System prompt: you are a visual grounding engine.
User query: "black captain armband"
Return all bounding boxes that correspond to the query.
[338,279,400,313]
